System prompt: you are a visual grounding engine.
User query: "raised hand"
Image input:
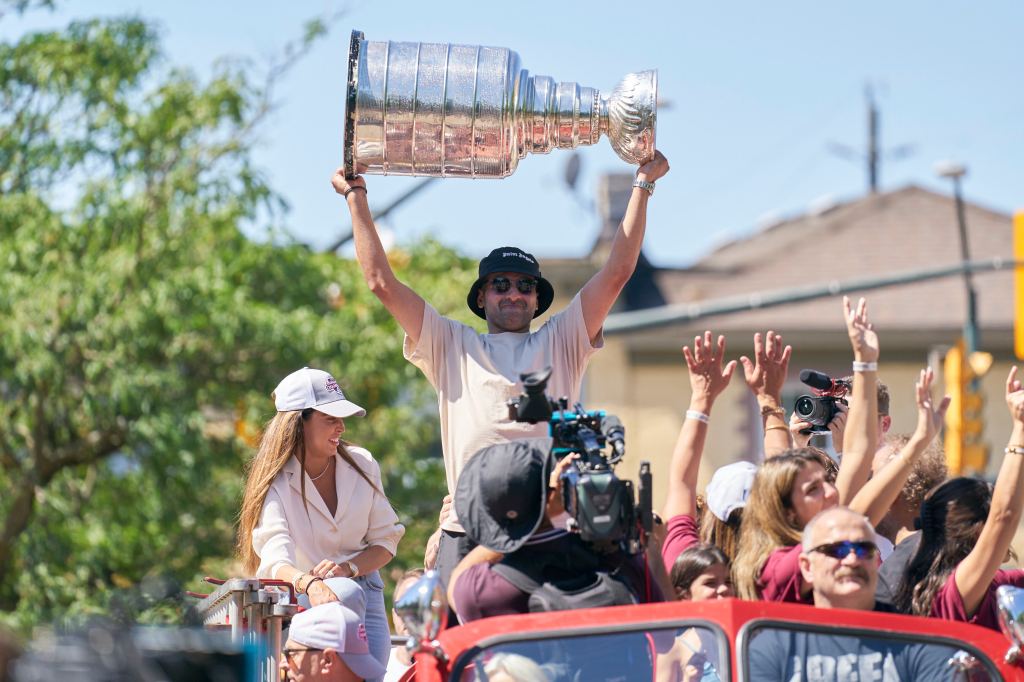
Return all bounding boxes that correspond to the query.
[637,150,670,184]
[843,296,879,362]
[682,331,737,410]
[1007,367,1024,426]
[740,330,792,401]
[330,166,367,197]
[913,367,951,443]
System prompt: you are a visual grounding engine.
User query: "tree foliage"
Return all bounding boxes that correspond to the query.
[0,13,472,630]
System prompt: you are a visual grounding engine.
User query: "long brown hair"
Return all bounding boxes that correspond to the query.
[894,477,992,615]
[732,449,833,600]
[700,506,743,565]
[236,409,381,574]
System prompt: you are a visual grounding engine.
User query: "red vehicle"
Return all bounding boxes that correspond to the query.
[395,573,1024,681]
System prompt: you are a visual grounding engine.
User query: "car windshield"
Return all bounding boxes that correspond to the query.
[452,623,726,682]
[743,623,998,682]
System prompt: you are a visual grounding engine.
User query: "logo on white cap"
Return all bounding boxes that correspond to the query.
[272,367,366,418]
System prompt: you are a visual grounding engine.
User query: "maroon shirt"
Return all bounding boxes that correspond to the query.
[931,567,1024,631]
[757,544,811,604]
[661,513,700,574]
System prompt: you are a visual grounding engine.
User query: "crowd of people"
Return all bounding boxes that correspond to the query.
[227,152,1024,682]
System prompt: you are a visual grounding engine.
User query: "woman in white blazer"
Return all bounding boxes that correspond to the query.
[237,367,404,681]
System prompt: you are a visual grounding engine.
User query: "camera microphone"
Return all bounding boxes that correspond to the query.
[799,369,834,392]
[602,415,626,462]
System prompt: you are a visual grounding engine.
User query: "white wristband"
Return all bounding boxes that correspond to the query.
[852,361,878,372]
[686,410,710,424]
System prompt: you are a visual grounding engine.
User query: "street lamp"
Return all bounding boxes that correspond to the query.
[935,160,978,354]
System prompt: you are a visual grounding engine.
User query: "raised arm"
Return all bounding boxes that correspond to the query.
[954,366,1024,618]
[579,151,669,344]
[849,367,949,524]
[331,169,426,345]
[833,296,879,505]
[662,331,737,520]
[740,331,793,458]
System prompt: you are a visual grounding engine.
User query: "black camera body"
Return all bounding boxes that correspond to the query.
[507,367,652,554]
[794,369,852,430]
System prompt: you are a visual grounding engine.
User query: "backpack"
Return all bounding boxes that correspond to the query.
[491,533,639,613]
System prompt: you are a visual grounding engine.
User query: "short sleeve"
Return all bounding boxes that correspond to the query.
[661,514,701,574]
[757,545,807,604]
[403,302,460,389]
[451,563,530,624]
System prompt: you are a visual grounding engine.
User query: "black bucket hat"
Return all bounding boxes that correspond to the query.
[455,438,553,553]
[466,247,555,320]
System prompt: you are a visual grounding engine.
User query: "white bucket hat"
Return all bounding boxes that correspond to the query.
[272,367,366,418]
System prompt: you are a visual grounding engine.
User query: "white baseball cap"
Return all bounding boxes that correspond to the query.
[287,602,386,680]
[705,461,759,522]
[273,367,366,418]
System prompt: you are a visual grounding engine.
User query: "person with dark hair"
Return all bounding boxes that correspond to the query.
[238,367,404,681]
[332,153,670,591]
[893,366,1024,630]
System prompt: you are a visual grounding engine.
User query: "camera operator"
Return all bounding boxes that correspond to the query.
[447,439,667,623]
[332,153,669,591]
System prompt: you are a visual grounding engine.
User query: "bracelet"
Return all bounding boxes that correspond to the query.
[345,560,360,578]
[632,179,655,196]
[1006,446,1024,456]
[306,576,324,592]
[685,410,709,424]
[760,404,785,419]
[765,424,790,433]
[343,186,367,198]
[293,571,308,594]
[852,361,878,372]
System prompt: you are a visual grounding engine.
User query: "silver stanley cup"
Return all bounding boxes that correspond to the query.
[343,30,657,179]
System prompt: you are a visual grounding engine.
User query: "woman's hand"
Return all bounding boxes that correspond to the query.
[843,296,879,362]
[311,558,354,579]
[911,367,951,444]
[682,331,736,412]
[306,579,340,607]
[740,331,791,402]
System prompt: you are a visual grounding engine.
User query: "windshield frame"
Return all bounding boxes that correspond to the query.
[736,617,1001,682]
[449,617,731,681]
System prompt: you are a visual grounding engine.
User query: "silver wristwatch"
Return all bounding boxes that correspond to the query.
[632,178,655,195]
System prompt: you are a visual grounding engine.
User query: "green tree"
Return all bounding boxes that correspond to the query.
[0,11,472,629]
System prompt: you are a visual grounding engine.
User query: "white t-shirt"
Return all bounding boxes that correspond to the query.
[404,293,602,532]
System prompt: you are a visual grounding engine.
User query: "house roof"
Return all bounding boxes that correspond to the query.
[649,185,1014,334]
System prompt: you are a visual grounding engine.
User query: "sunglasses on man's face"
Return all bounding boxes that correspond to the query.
[487,276,537,295]
[809,540,879,560]
[280,647,324,669]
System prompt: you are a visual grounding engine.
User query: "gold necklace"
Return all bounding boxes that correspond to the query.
[308,458,333,482]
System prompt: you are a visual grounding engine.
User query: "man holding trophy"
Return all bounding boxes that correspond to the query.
[331,30,668,589]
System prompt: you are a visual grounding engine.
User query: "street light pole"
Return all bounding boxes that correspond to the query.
[935,161,979,354]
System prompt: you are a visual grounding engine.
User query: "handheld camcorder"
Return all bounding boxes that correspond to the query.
[507,367,652,554]
[793,369,852,431]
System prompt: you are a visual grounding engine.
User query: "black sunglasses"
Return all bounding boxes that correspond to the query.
[809,540,879,560]
[280,647,324,667]
[487,276,537,294]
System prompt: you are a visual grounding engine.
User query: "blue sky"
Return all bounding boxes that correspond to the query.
[5,1,1022,265]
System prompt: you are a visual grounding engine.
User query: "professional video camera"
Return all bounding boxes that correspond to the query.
[507,367,652,554]
[793,369,852,432]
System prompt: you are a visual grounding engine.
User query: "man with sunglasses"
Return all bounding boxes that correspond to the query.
[748,506,949,680]
[798,506,882,612]
[332,151,670,590]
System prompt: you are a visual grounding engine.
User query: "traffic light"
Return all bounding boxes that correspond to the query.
[944,339,993,475]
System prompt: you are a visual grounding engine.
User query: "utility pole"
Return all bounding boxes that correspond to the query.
[828,83,914,195]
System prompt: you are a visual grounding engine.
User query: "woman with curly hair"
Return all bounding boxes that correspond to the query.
[894,367,1024,630]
